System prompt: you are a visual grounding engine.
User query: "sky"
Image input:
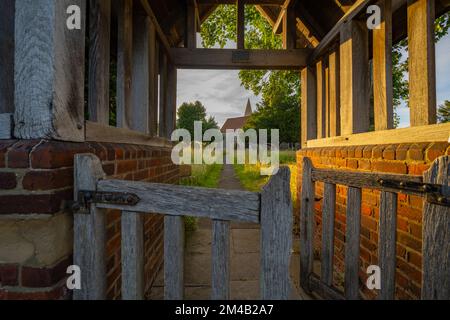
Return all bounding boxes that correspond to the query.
[177,33,450,129]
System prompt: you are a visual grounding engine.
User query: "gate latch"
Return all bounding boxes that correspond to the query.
[72,190,140,214]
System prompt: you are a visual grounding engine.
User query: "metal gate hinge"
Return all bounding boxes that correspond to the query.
[72,190,140,214]
[378,179,450,207]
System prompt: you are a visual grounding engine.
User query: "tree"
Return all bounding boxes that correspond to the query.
[244,96,300,144]
[438,100,450,123]
[176,101,219,137]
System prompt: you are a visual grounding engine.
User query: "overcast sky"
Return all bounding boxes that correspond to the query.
[177,34,450,128]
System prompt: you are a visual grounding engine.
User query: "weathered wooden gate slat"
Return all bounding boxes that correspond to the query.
[300,158,315,293]
[260,167,293,299]
[164,216,185,300]
[422,156,450,299]
[211,220,230,300]
[378,191,397,300]
[97,179,260,222]
[321,183,336,286]
[344,187,362,300]
[74,154,107,300]
[122,211,145,300]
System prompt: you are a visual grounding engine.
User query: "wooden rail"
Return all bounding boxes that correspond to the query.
[300,156,450,300]
[74,154,293,300]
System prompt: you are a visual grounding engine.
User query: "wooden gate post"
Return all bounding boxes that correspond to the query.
[260,167,293,300]
[74,154,107,300]
[422,156,450,300]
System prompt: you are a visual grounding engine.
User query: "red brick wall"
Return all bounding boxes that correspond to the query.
[0,139,179,300]
[296,142,450,300]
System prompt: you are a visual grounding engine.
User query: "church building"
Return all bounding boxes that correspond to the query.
[220,99,253,133]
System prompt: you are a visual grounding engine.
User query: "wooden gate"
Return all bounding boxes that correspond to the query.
[73,154,293,300]
[300,156,450,300]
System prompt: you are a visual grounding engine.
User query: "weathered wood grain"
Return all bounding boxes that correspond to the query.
[74,154,107,300]
[88,0,111,125]
[373,0,394,131]
[345,187,362,300]
[164,216,185,300]
[97,179,261,223]
[166,63,177,137]
[0,0,15,114]
[300,67,317,147]
[312,168,423,196]
[378,191,397,300]
[171,48,312,70]
[300,158,315,292]
[407,0,437,126]
[0,114,13,139]
[306,122,450,148]
[237,0,245,49]
[316,60,326,139]
[309,274,345,300]
[85,121,174,148]
[14,0,86,141]
[131,12,150,133]
[322,183,336,286]
[260,167,293,299]
[339,19,370,135]
[121,211,144,300]
[159,53,168,137]
[117,0,133,129]
[149,31,159,136]
[328,50,340,137]
[422,156,450,300]
[211,220,230,300]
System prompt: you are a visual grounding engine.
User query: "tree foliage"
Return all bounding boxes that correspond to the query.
[438,100,450,123]
[176,101,219,137]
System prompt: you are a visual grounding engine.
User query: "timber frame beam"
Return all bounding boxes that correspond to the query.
[170,48,312,69]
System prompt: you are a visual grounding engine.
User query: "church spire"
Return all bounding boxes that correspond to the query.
[244,98,252,116]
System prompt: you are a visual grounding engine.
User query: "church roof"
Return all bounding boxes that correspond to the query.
[221,116,250,133]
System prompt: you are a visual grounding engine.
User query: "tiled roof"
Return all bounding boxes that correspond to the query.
[220,116,250,133]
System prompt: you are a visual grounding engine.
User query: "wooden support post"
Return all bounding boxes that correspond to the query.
[122,211,144,300]
[345,187,362,300]
[300,158,315,292]
[422,156,450,300]
[329,50,340,137]
[166,63,178,137]
[378,191,397,300]
[187,0,197,49]
[131,11,150,133]
[14,0,86,141]
[339,20,370,135]
[300,67,317,147]
[159,53,168,137]
[149,26,159,136]
[237,0,245,50]
[373,0,393,131]
[74,154,107,300]
[283,4,297,49]
[321,183,336,286]
[88,0,111,125]
[164,216,185,300]
[407,0,437,126]
[0,0,14,115]
[117,0,133,129]
[211,220,230,300]
[325,65,330,138]
[260,167,292,299]
[316,60,326,139]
